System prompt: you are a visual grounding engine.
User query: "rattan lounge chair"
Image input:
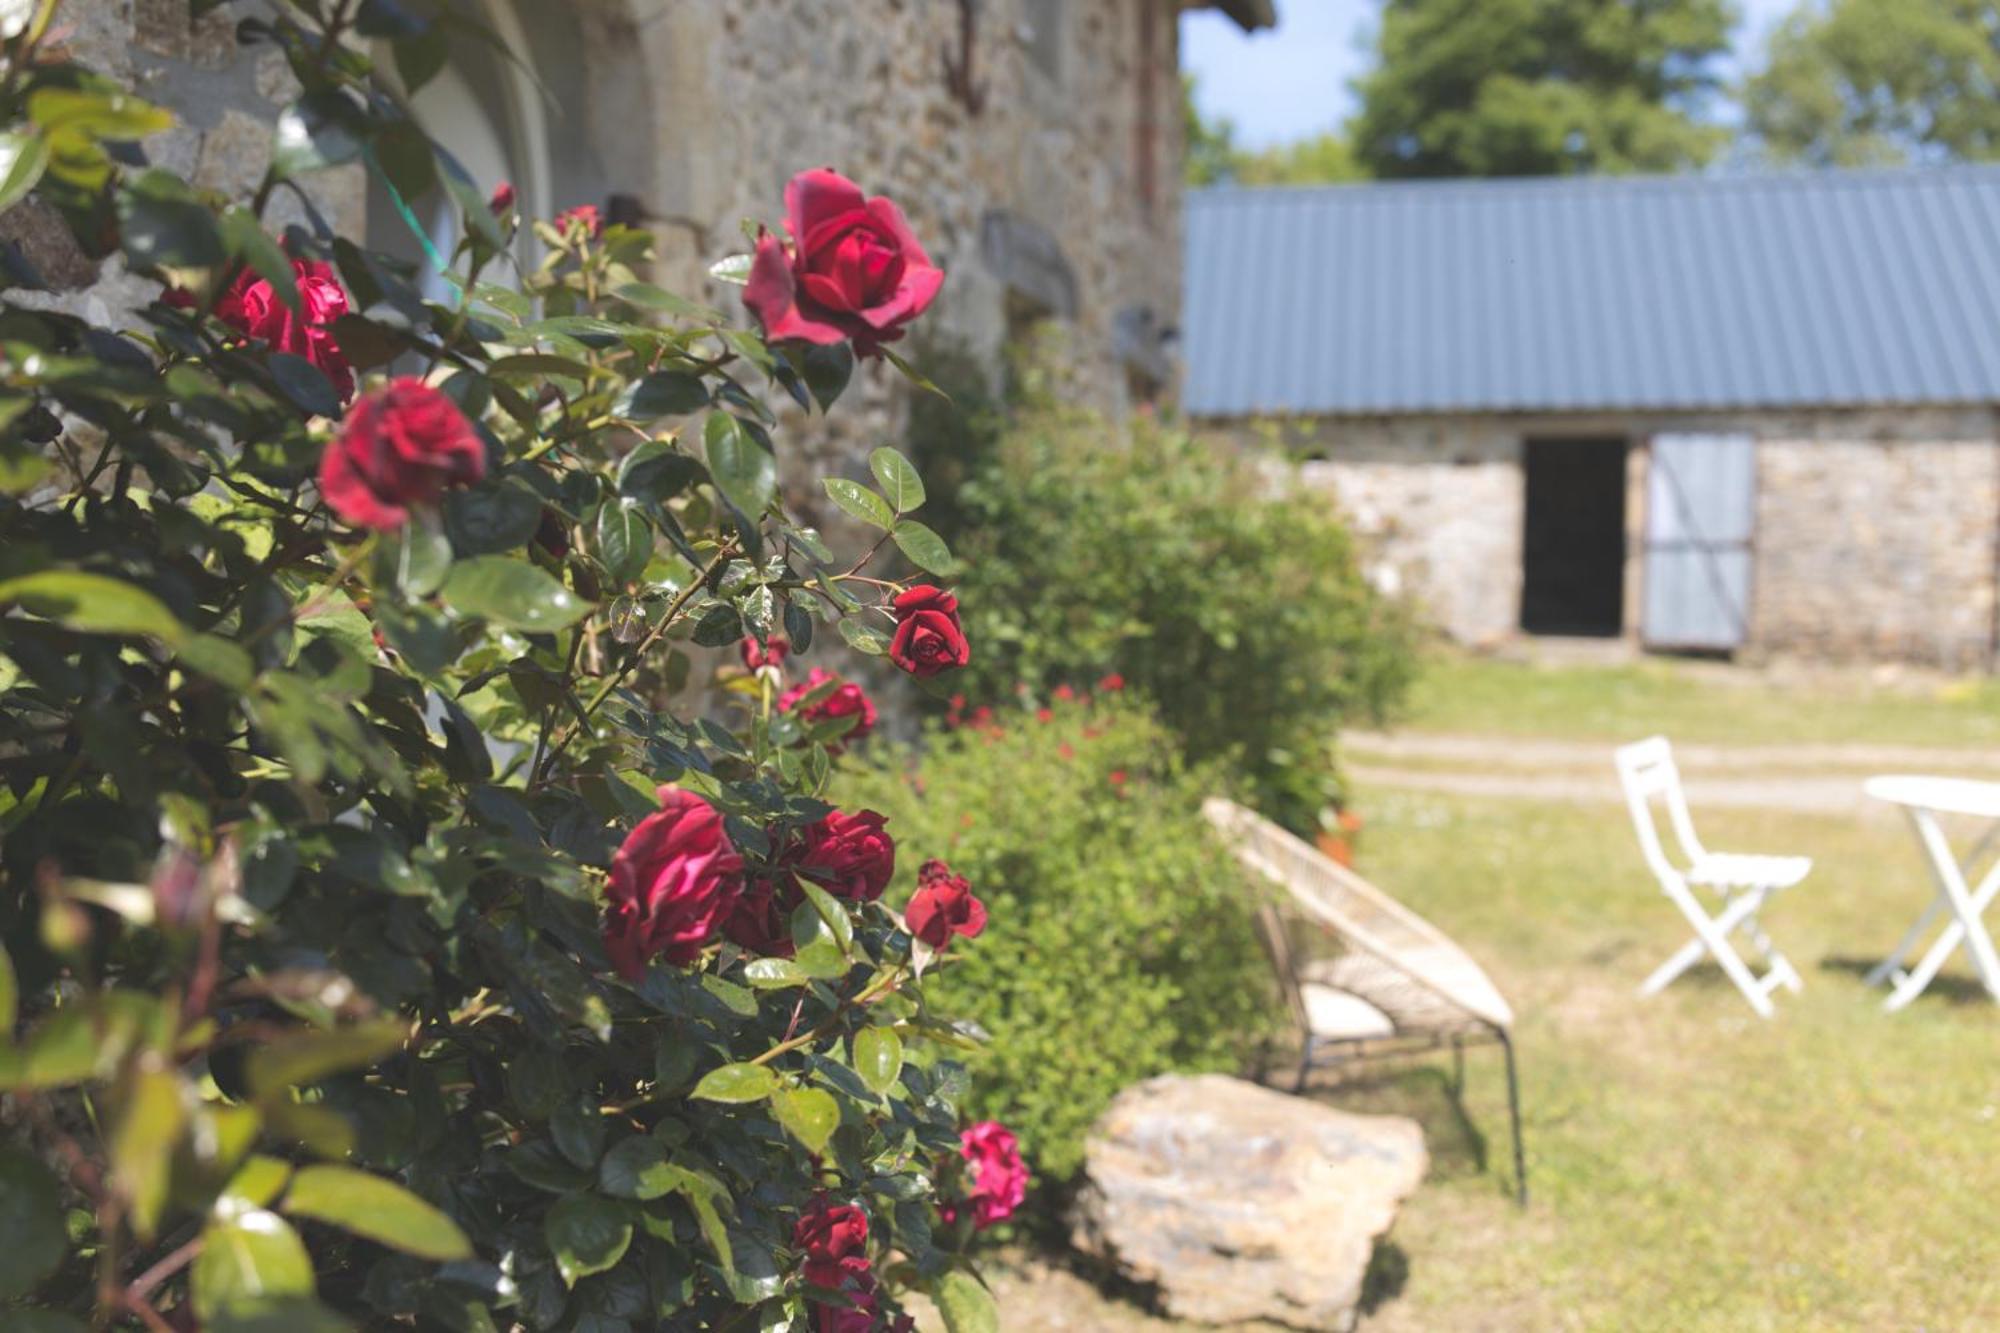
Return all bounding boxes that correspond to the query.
[1203,797,1528,1206]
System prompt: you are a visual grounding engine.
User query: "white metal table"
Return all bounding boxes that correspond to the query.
[1862,775,2000,1011]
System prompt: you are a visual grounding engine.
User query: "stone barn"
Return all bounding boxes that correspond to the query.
[1182,168,2000,669]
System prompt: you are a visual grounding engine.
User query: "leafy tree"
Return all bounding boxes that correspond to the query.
[1183,74,1365,186]
[1745,0,2000,166]
[1351,0,1735,177]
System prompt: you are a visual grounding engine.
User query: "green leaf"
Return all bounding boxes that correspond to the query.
[689,1062,777,1104]
[796,880,855,952]
[708,254,754,285]
[741,958,811,989]
[177,633,255,690]
[821,478,894,530]
[244,1019,406,1098]
[853,1027,904,1097]
[383,520,454,598]
[934,1270,1000,1333]
[892,519,955,575]
[551,1096,606,1169]
[192,1208,315,1322]
[272,91,366,177]
[0,941,15,1031]
[9,1314,89,1333]
[617,440,704,505]
[266,353,342,418]
[0,571,186,644]
[435,143,506,249]
[869,447,926,511]
[113,1064,187,1240]
[220,1156,294,1212]
[592,499,652,586]
[0,1148,67,1301]
[772,1086,839,1156]
[206,1298,351,1333]
[839,619,891,656]
[281,1165,472,1260]
[616,371,709,420]
[801,342,855,411]
[544,1193,633,1287]
[0,132,49,212]
[443,556,592,631]
[703,413,775,519]
[598,1136,678,1201]
[445,483,542,557]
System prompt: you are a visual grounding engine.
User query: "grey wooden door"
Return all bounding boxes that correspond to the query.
[1642,434,1756,652]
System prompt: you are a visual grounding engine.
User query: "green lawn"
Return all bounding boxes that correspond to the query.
[1351,788,2000,1331]
[986,652,2000,1331]
[1399,651,2000,748]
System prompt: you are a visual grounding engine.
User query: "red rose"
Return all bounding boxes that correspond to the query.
[798,809,894,902]
[741,635,790,671]
[744,168,944,357]
[1098,673,1125,692]
[957,1121,1028,1230]
[489,181,516,214]
[319,378,487,530]
[779,667,877,749]
[906,859,985,948]
[888,585,969,678]
[794,1201,870,1289]
[556,204,603,239]
[601,787,744,980]
[722,872,801,958]
[173,256,354,402]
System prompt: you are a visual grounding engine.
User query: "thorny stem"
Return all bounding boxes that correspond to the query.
[533,541,737,783]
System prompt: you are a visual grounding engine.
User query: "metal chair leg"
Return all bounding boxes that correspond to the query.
[1500,1029,1527,1208]
[1294,1036,1313,1093]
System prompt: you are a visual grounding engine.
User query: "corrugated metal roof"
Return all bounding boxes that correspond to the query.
[1181,167,2000,418]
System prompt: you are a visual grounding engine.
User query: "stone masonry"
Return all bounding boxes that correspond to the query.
[1215,407,2000,668]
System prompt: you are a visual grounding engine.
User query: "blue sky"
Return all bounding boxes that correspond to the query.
[1182,0,1800,149]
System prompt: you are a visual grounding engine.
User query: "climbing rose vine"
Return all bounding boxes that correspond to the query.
[0,3,1008,1330]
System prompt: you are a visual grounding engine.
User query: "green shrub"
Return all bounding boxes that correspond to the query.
[930,402,1416,835]
[841,692,1278,1184]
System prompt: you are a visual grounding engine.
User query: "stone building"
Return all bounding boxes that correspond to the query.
[22,0,1274,443]
[1183,168,2000,669]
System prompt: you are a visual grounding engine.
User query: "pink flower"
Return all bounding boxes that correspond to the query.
[172,256,354,402]
[319,378,486,530]
[906,860,985,948]
[743,168,944,357]
[601,788,744,979]
[1098,673,1125,692]
[741,635,790,671]
[798,810,895,902]
[794,1201,870,1289]
[957,1121,1027,1229]
[556,203,603,239]
[489,181,516,214]
[778,667,877,749]
[1053,684,1076,702]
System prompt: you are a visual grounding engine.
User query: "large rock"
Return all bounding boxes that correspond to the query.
[1071,1074,1427,1331]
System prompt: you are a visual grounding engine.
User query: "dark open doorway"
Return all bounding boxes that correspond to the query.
[1521,438,1628,637]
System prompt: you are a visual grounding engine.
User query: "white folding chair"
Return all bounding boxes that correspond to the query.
[1615,737,1810,1018]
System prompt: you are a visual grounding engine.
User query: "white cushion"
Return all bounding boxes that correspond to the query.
[1300,982,1396,1040]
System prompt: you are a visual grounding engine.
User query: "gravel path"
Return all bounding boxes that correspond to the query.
[1343,732,2000,815]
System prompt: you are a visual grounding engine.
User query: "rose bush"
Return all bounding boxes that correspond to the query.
[0,4,1007,1330]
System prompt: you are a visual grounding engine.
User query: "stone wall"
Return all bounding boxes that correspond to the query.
[1754,413,2000,669]
[1210,406,2000,667]
[22,0,1198,507]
